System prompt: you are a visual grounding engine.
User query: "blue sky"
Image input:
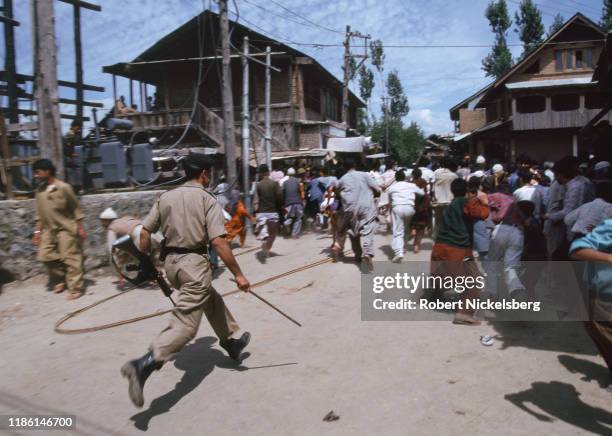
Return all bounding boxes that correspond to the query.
[4,0,607,134]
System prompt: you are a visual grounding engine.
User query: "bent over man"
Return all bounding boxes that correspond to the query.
[121,154,251,408]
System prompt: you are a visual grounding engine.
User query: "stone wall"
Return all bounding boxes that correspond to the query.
[0,190,163,280]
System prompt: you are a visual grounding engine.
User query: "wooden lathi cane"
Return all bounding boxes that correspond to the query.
[231,279,302,327]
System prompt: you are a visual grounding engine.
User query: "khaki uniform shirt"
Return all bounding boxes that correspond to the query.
[142,181,226,249]
[35,179,84,235]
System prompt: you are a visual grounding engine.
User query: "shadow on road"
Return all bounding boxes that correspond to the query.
[488,322,598,355]
[558,354,611,388]
[505,381,612,434]
[130,336,247,431]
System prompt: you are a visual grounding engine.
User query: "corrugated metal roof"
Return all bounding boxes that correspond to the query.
[327,136,368,152]
[452,132,472,142]
[506,77,595,90]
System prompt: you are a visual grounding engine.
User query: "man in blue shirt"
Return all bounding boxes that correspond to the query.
[570,219,612,391]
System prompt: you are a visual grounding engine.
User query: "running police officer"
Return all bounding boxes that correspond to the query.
[121,154,251,408]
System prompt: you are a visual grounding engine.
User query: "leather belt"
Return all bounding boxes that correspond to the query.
[165,247,208,256]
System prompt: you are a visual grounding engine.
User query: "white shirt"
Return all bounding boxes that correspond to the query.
[433,168,457,205]
[513,185,543,218]
[387,181,424,208]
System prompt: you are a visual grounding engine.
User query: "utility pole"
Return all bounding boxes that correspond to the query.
[382,96,390,155]
[32,0,64,179]
[241,37,251,212]
[341,25,370,128]
[264,46,272,169]
[219,0,237,184]
[3,0,19,124]
[341,25,351,127]
[73,2,83,130]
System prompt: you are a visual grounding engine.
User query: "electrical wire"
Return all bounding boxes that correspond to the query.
[266,0,344,35]
[241,0,340,35]
[249,38,606,49]
[156,11,208,156]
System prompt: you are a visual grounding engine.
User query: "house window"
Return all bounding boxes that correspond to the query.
[565,50,573,69]
[551,94,579,111]
[576,50,583,68]
[555,51,563,71]
[323,89,338,121]
[586,48,593,68]
[516,95,546,113]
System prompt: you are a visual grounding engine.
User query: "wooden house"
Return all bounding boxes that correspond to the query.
[449,13,612,163]
[102,10,364,157]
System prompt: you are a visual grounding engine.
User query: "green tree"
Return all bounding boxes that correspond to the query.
[369,119,425,165]
[399,122,426,165]
[482,0,513,79]
[602,0,612,31]
[358,66,375,103]
[514,0,544,57]
[548,13,564,37]
[386,70,409,120]
[343,56,358,82]
[369,39,385,74]
[356,107,369,134]
[358,66,375,129]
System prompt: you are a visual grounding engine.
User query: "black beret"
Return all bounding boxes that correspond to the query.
[183,153,214,171]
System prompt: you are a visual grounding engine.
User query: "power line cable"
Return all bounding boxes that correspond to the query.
[242,0,342,36]
[549,0,600,15]
[248,38,605,48]
[266,0,344,35]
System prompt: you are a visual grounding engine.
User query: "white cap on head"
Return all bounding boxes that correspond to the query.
[594,161,611,172]
[287,167,296,176]
[472,170,484,178]
[99,207,118,220]
[476,155,486,164]
[492,163,504,174]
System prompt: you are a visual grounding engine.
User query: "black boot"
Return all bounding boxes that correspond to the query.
[220,332,251,362]
[120,351,163,408]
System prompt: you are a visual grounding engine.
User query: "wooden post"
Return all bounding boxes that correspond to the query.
[0,113,13,199]
[242,37,251,212]
[112,74,117,115]
[73,3,83,128]
[139,81,145,112]
[32,0,64,179]
[264,46,272,169]
[341,25,351,127]
[3,0,19,123]
[129,79,133,107]
[144,84,148,110]
[219,0,237,183]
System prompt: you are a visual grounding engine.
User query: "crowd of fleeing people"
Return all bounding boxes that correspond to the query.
[23,149,612,393]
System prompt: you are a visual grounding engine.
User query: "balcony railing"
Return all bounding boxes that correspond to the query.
[116,108,193,130]
[513,108,612,130]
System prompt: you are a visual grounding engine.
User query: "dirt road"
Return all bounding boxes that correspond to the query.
[1,231,610,435]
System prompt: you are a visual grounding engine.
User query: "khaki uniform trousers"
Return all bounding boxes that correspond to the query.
[37,229,84,291]
[151,253,239,361]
